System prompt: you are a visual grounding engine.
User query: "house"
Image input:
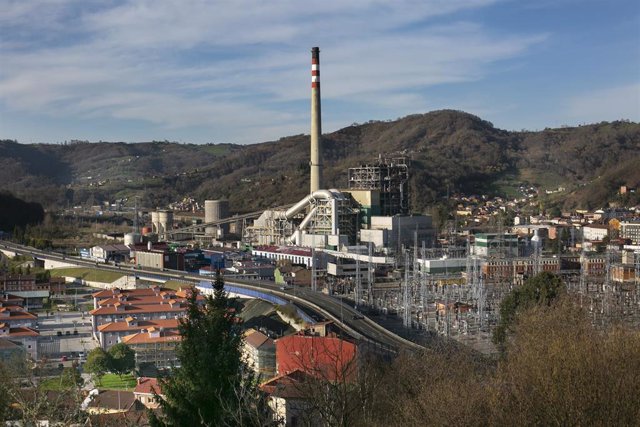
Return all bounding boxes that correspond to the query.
[0,304,37,328]
[90,244,131,263]
[84,390,141,415]
[275,265,312,287]
[0,322,38,360]
[243,329,276,379]
[260,369,315,427]
[133,377,164,409]
[0,337,26,363]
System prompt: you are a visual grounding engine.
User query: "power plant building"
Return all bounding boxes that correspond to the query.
[348,157,409,217]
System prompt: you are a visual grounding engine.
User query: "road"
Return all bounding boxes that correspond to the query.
[2,241,423,352]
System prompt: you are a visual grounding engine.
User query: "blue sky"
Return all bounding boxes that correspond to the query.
[0,0,638,144]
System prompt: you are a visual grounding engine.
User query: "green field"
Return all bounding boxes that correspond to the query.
[51,267,124,283]
[96,373,137,390]
[40,376,73,391]
[163,280,190,290]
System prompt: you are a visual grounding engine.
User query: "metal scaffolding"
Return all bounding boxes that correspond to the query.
[348,157,409,215]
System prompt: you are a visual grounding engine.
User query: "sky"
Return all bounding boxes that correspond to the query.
[0,0,639,144]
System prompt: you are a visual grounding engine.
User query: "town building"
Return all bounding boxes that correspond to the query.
[0,322,38,360]
[360,215,435,251]
[96,317,180,349]
[480,257,561,281]
[90,244,131,263]
[89,287,199,340]
[122,327,182,370]
[620,221,640,244]
[133,377,164,409]
[243,328,276,379]
[582,224,609,241]
[253,246,315,268]
[275,332,357,382]
[472,233,520,258]
[260,369,313,427]
[0,337,26,363]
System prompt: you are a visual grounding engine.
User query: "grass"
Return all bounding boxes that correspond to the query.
[96,373,137,390]
[164,280,189,290]
[40,376,73,391]
[51,267,124,283]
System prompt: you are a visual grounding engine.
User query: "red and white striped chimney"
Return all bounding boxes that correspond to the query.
[310,47,322,193]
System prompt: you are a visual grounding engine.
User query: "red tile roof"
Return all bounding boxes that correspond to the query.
[97,318,180,333]
[2,326,39,337]
[245,329,274,349]
[134,377,163,396]
[91,286,169,299]
[122,330,182,345]
[260,369,311,399]
[90,304,185,316]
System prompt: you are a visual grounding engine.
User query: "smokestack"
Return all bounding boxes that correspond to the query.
[310,47,322,193]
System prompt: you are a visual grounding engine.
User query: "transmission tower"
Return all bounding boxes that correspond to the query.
[367,242,374,307]
[403,253,411,328]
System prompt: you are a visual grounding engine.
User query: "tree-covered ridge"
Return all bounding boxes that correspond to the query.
[2,111,638,212]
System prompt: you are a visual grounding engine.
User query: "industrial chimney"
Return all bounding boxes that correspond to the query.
[310,47,323,193]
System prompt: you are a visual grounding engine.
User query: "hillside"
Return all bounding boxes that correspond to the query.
[1,111,638,213]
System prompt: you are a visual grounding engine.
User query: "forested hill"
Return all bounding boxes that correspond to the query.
[1,110,638,212]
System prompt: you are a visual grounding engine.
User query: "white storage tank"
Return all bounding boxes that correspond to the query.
[124,232,142,246]
[157,210,174,237]
[205,200,229,236]
[151,212,159,234]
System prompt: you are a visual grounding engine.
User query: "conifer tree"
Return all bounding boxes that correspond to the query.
[150,272,270,426]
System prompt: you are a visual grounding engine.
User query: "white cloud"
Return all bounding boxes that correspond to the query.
[0,0,550,143]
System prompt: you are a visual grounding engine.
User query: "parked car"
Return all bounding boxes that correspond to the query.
[56,331,62,336]
[61,356,68,362]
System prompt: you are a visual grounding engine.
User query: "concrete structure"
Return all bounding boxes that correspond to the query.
[152,210,174,238]
[473,233,520,258]
[204,199,230,236]
[310,46,322,193]
[360,215,434,251]
[134,249,184,271]
[124,232,143,246]
[417,257,467,274]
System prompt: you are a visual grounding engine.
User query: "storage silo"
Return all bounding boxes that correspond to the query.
[124,232,142,246]
[151,212,159,234]
[157,210,173,238]
[205,200,229,236]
